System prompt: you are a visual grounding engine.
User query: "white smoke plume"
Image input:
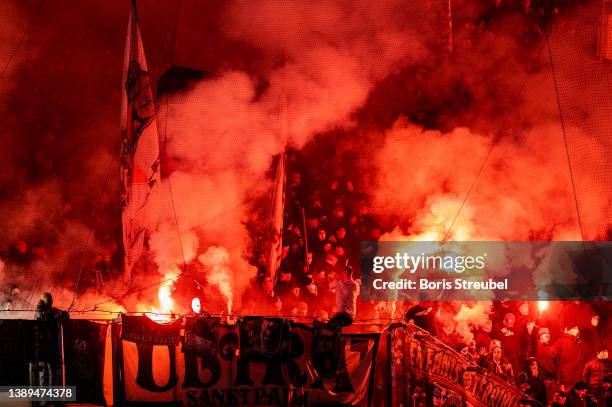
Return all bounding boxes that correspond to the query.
[453,302,493,344]
[148,0,426,312]
[198,246,234,314]
[372,119,582,241]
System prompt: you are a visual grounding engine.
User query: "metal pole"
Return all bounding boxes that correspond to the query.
[302,207,309,272]
[448,0,453,53]
[386,328,393,406]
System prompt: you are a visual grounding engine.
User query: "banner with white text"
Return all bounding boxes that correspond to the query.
[120,315,379,406]
[395,324,528,407]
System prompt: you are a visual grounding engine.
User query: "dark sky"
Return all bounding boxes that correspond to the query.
[0,0,261,244]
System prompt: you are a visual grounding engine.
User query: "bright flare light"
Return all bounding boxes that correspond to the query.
[159,283,173,311]
[147,270,179,323]
[537,300,549,313]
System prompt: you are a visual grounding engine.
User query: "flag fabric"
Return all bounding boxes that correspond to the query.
[120,0,160,281]
[266,152,286,281]
[121,314,182,402]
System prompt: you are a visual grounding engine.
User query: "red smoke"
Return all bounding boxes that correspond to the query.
[0,1,610,329]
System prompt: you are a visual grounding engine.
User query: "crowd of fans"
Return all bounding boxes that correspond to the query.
[240,148,611,407]
[245,150,379,322]
[432,301,611,406]
[1,1,609,405]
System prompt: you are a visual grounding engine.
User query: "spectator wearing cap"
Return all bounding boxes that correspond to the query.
[583,345,610,402]
[535,326,558,401]
[535,327,557,379]
[516,357,547,406]
[566,381,591,407]
[496,312,521,374]
[485,339,514,380]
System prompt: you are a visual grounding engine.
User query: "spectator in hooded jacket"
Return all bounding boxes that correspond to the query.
[554,323,587,390]
[583,345,610,403]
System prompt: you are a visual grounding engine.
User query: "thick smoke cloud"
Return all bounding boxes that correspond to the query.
[148,0,426,312]
[372,120,580,241]
[0,0,610,331]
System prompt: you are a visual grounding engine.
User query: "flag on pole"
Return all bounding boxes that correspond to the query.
[266,92,288,282]
[266,152,286,281]
[120,0,160,281]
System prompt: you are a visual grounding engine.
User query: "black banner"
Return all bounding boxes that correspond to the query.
[0,320,62,386]
[182,316,221,357]
[0,320,35,385]
[239,317,291,359]
[62,320,108,404]
[311,321,341,383]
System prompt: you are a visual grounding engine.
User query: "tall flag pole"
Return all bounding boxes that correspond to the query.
[120,0,160,282]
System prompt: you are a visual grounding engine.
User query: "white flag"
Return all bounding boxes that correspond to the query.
[266,152,286,281]
[120,0,160,281]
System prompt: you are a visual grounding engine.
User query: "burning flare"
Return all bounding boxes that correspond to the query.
[147,269,179,322]
[537,300,549,313]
